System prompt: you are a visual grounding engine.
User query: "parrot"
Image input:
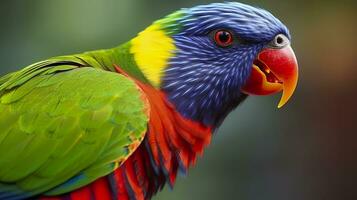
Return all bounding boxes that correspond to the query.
[0,2,298,200]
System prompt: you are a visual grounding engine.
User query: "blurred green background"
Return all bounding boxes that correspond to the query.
[0,0,356,200]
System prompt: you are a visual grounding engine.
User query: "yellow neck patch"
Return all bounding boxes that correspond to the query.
[130,24,176,87]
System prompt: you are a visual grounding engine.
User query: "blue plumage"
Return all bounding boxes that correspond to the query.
[0,183,32,200]
[162,2,290,126]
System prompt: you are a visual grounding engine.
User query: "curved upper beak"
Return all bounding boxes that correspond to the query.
[241,45,299,108]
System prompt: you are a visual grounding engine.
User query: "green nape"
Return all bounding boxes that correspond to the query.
[81,42,150,84]
[154,10,185,35]
[81,9,185,87]
[80,10,185,86]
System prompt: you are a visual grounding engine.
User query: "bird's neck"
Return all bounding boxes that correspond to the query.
[85,43,247,128]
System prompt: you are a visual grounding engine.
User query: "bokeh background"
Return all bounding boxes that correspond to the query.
[0,0,356,200]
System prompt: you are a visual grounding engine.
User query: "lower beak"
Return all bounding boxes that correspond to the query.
[241,45,299,108]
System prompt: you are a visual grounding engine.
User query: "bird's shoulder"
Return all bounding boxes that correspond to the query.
[0,54,150,198]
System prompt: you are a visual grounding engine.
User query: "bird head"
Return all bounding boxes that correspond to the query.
[129,2,298,126]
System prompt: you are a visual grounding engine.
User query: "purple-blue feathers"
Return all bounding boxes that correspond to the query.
[162,2,290,127]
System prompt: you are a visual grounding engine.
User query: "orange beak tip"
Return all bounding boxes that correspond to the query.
[277,101,285,109]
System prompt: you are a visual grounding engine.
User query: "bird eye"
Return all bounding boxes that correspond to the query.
[214,30,234,47]
[270,34,290,48]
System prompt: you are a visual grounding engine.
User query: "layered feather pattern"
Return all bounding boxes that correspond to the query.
[38,65,212,200]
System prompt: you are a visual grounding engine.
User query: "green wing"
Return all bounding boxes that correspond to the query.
[0,56,149,198]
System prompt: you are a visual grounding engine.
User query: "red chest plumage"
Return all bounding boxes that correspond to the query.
[112,65,213,200]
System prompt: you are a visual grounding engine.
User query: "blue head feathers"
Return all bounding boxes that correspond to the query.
[160,2,290,127]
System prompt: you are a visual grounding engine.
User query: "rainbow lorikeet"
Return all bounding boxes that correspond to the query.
[0,2,298,200]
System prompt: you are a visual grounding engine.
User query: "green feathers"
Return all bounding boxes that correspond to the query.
[0,52,149,197]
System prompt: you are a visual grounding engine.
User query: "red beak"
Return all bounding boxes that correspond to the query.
[241,46,299,108]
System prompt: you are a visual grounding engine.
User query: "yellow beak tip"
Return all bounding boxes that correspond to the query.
[277,103,285,109]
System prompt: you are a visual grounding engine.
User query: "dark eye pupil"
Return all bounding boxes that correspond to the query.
[219,31,230,43]
[214,30,233,47]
